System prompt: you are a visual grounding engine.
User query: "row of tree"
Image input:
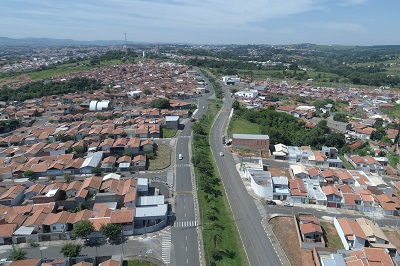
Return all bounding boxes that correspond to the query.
[0,77,102,102]
[192,114,235,264]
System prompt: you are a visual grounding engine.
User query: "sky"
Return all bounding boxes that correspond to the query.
[1,0,399,45]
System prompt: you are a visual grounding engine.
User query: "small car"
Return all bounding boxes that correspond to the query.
[219,152,224,157]
[283,201,294,207]
[178,154,183,160]
[266,200,276,205]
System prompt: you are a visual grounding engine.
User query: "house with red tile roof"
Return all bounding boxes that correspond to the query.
[322,186,342,208]
[132,155,146,171]
[8,258,41,266]
[0,185,25,206]
[99,259,120,266]
[24,183,45,200]
[298,215,323,244]
[342,193,362,211]
[347,247,395,266]
[346,155,384,174]
[334,217,367,250]
[289,178,308,204]
[67,209,92,229]
[42,211,71,233]
[374,194,400,216]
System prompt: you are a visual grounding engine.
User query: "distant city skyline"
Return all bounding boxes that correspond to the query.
[1,0,399,45]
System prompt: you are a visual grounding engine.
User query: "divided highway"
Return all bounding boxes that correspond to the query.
[209,84,283,266]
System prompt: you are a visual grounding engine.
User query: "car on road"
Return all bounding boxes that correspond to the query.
[203,106,205,109]
[266,200,276,205]
[178,154,183,160]
[283,201,294,207]
[219,152,224,157]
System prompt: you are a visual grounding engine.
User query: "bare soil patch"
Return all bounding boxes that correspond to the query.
[269,216,315,266]
[384,229,400,248]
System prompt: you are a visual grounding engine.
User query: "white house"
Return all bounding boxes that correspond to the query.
[245,168,273,199]
[334,217,367,250]
[234,90,258,98]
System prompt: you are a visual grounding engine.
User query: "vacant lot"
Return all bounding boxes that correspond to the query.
[269,216,315,266]
[320,221,345,249]
[384,229,400,248]
[148,144,171,171]
[228,117,261,137]
[161,128,176,138]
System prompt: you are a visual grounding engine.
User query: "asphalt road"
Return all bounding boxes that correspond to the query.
[171,78,212,266]
[209,86,283,266]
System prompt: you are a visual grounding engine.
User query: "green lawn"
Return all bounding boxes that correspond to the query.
[321,221,345,249]
[22,59,123,80]
[388,152,400,168]
[123,260,156,266]
[380,103,400,119]
[228,117,261,137]
[161,128,177,138]
[148,144,171,171]
[338,154,355,170]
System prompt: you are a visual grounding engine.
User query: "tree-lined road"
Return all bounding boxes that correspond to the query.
[209,84,283,266]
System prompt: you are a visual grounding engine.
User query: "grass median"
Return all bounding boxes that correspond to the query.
[192,108,248,266]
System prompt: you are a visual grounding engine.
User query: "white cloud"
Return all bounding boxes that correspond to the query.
[306,22,367,33]
[338,0,368,6]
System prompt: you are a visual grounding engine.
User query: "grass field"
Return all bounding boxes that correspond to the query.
[321,221,345,249]
[0,59,125,84]
[161,128,177,138]
[123,260,156,266]
[380,103,400,119]
[148,144,171,171]
[228,117,261,137]
[339,154,355,170]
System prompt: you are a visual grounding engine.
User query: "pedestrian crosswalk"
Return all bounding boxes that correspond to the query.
[174,220,198,228]
[176,164,190,168]
[161,231,171,264]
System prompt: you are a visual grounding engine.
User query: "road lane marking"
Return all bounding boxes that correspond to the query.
[161,231,172,264]
[173,220,198,228]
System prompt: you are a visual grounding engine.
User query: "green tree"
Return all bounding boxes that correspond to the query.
[91,167,102,176]
[24,170,34,178]
[48,174,56,181]
[8,249,27,261]
[143,88,151,95]
[120,131,127,138]
[63,173,75,183]
[100,223,123,241]
[333,113,348,122]
[232,100,240,110]
[371,128,386,141]
[73,220,94,240]
[151,98,170,109]
[60,243,82,258]
[73,145,85,154]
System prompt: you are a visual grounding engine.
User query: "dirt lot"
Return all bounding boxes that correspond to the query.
[269,216,315,266]
[384,229,400,248]
[268,166,291,178]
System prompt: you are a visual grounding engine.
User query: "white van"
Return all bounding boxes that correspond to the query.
[178,154,183,160]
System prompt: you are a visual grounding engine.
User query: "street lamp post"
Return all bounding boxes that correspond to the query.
[121,230,124,257]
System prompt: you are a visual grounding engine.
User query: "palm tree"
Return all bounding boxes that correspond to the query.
[211,231,222,248]
[206,210,218,223]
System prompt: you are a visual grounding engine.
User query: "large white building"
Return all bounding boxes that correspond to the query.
[222,76,240,85]
[89,100,112,111]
